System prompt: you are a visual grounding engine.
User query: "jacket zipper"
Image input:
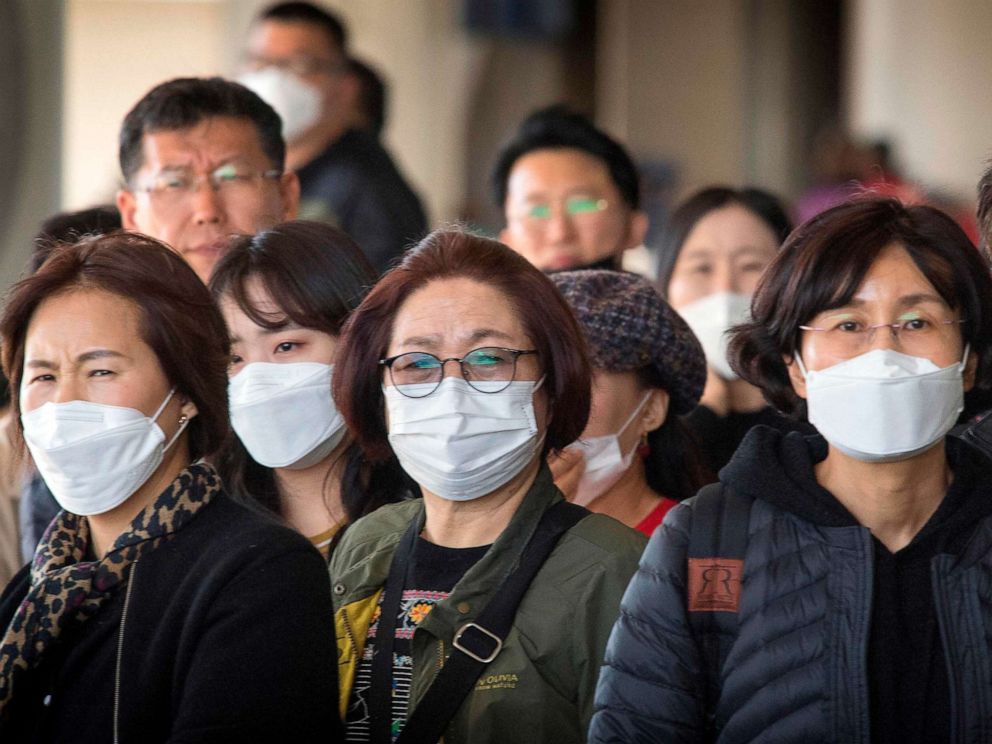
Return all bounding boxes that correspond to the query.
[341,607,359,655]
[113,559,139,744]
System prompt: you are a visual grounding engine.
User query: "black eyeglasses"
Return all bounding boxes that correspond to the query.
[379,347,538,398]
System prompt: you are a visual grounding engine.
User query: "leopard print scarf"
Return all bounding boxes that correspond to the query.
[0,462,221,715]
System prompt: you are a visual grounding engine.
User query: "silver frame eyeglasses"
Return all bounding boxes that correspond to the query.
[799,317,966,350]
[379,347,538,398]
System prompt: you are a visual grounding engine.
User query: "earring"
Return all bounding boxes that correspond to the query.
[178,414,189,426]
[637,432,650,458]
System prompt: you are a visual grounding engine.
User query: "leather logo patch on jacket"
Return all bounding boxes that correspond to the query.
[687,558,743,612]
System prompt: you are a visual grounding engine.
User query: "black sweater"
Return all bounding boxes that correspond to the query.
[0,493,342,743]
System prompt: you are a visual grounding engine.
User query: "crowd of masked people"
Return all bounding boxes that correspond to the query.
[1,2,992,743]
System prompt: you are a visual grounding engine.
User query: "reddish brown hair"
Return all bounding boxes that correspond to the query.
[1,232,230,461]
[333,229,592,461]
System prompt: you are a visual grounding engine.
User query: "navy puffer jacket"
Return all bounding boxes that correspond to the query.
[589,427,992,743]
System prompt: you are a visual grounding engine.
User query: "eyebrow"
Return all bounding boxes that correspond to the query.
[397,328,517,350]
[25,349,127,369]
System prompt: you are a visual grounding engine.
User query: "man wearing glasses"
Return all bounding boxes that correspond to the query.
[492,105,648,273]
[239,1,427,274]
[116,77,300,284]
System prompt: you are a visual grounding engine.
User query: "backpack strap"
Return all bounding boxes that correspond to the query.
[686,482,753,736]
[393,499,588,744]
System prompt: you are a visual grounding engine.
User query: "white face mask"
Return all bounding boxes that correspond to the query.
[677,291,752,380]
[384,376,545,501]
[798,347,967,462]
[229,362,345,470]
[238,67,322,142]
[22,389,188,516]
[565,391,651,506]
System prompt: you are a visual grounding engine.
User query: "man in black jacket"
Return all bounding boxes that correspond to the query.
[240,2,427,274]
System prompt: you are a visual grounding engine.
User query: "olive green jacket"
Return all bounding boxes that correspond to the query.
[329,465,646,744]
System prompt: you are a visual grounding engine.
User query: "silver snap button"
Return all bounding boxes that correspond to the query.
[333,582,346,596]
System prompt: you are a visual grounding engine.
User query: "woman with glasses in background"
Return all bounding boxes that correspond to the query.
[210,221,410,559]
[591,199,992,743]
[328,230,644,744]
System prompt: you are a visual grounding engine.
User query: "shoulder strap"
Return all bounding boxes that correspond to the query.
[395,500,587,744]
[686,483,753,737]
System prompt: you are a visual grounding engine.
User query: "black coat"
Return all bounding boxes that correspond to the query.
[0,493,342,743]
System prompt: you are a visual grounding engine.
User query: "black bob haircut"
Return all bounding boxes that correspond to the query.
[257,1,348,52]
[491,105,640,212]
[119,77,285,184]
[728,198,992,420]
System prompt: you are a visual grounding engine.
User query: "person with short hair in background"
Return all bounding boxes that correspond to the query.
[493,105,648,273]
[346,57,387,139]
[116,76,300,284]
[591,199,992,743]
[550,270,711,535]
[329,229,644,743]
[240,1,427,274]
[0,233,341,742]
[210,220,411,559]
[656,186,805,473]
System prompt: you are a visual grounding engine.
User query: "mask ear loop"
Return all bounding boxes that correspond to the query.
[794,352,810,380]
[960,343,971,370]
[151,387,190,453]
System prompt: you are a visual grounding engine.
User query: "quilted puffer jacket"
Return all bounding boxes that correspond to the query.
[590,426,992,744]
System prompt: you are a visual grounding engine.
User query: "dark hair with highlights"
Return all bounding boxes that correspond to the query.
[119,77,284,184]
[333,229,592,463]
[728,198,992,419]
[1,232,230,461]
[655,186,792,296]
[209,221,410,533]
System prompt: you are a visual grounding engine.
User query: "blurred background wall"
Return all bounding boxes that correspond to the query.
[1,0,990,289]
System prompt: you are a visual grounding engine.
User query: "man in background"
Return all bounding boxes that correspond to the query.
[241,1,427,274]
[492,105,647,273]
[116,76,299,283]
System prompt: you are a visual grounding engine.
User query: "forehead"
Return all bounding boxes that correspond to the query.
[681,204,779,255]
[847,243,944,303]
[248,19,340,61]
[390,277,528,348]
[26,289,145,351]
[506,148,618,202]
[138,116,270,173]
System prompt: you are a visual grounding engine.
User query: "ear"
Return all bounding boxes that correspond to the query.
[784,353,808,400]
[179,396,199,422]
[279,172,301,220]
[963,347,978,392]
[624,209,649,250]
[498,226,511,246]
[639,388,670,434]
[117,189,139,230]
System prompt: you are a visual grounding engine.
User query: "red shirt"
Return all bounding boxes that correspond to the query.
[635,497,679,537]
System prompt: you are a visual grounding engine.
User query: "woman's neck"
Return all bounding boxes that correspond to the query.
[420,459,540,548]
[274,441,349,538]
[699,369,766,416]
[585,458,661,529]
[87,439,190,558]
[815,441,952,553]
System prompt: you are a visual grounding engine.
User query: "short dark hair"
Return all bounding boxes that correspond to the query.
[348,57,387,138]
[333,229,592,462]
[728,198,992,418]
[258,1,347,52]
[119,77,285,184]
[1,233,230,461]
[491,105,640,212]
[32,205,121,273]
[655,186,793,296]
[977,160,992,256]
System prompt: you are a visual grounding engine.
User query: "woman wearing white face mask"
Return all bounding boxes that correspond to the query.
[327,230,644,744]
[658,186,803,473]
[0,234,340,742]
[592,199,992,744]
[549,270,710,536]
[210,221,411,559]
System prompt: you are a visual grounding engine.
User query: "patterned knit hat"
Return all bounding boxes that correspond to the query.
[551,270,707,414]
